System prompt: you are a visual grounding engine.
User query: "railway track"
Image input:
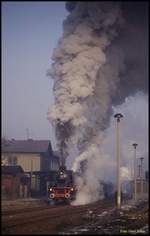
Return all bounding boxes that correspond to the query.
[3,200,147,235]
[2,200,114,234]
[2,204,59,216]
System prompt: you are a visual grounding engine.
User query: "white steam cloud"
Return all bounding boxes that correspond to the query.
[47,2,148,205]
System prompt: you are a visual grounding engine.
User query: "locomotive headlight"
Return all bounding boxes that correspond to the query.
[71,188,74,191]
[50,193,55,199]
[49,188,53,191]
[65,193,70,198]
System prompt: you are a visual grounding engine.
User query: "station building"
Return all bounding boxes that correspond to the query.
[2,139,60,197]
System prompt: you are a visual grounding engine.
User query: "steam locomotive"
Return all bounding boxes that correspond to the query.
[47,166,76,204]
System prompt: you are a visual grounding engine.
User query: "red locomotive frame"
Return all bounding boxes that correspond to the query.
[47,166,76,204]
[48,186,76,201]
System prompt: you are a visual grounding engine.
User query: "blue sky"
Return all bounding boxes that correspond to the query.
[2,2,68,144]
[2,2,148,171]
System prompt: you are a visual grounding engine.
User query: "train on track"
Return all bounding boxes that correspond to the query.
[47,166,77,205]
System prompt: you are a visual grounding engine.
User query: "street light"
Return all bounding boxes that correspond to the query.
[140,157,144,199]
[138,164,141,178]
[132,143,138,202]
[114,113,123,208]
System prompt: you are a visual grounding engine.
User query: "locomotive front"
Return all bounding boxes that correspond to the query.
[48,166,76,204]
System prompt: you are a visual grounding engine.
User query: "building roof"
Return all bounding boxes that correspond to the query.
[2,139,52,154]
[53,150,60,157]
[2,165,24,175]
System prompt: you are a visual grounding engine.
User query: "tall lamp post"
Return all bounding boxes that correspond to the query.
[114,113,123,208]
[132,143,138,202]
[140,157,144,199]
[138,164,141,178]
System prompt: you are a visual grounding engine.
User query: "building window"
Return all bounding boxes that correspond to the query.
[8,156,12,165]
[13,156,17,165]
[6,155,17,165]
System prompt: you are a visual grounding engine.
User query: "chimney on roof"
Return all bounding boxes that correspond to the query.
[28,139,33,141]
[26,128,30,140]
[26,128,33,141]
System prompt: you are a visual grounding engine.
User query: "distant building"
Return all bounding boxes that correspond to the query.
[145,171,149,180]
[2,139,60,196]
[2,139,59,171]
[2,165,26,200]
[130,177,149,200]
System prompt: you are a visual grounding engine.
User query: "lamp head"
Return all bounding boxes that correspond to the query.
[114,113,123,122]
[132,143,138,149]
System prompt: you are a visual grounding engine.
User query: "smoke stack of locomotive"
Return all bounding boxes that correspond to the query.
[47,2,148,204]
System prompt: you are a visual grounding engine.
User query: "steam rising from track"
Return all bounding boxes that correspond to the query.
[47,2,148,205]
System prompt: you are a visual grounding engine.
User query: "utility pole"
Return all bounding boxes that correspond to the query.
[140,157,144,199]
[26,128,30,140]
[132,143,138,202]
[30,159,33,192]
[114,113,123,208]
